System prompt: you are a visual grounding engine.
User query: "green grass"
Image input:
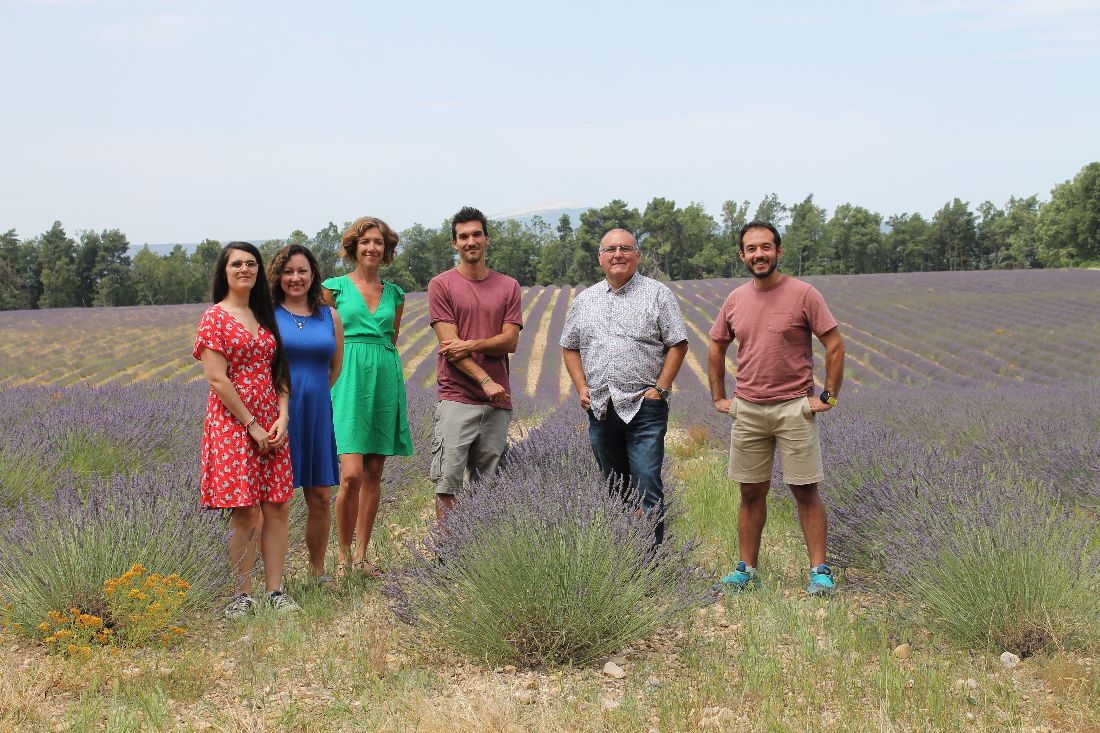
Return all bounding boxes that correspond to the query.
[4,446,1100,732]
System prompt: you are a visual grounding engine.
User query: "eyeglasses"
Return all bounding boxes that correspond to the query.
[229,260,259,270]
[599,245,638,255]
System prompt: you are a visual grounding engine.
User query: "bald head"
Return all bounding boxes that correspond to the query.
[598,228,640,288]
[600,229,637,249]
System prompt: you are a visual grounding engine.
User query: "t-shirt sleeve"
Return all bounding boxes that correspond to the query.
[804,286,838,336]
[504,280,523,328]
[427,277,454,325]
[708,294,736,342]
[657,287,689,347]
[193,308,225,361]
[389,281,406,305]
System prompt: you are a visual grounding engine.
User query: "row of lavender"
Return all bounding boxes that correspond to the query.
[4,269,1098,394]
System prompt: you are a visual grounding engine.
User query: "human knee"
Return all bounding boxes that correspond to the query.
[739,480,770,503]
[305,487,331,512]
[789,482,820,505]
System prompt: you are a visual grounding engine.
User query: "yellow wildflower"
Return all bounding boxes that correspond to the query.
[38,622,51,632]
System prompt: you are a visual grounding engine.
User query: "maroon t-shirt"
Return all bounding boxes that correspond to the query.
[427,268,523,409]
[709,276,837,403]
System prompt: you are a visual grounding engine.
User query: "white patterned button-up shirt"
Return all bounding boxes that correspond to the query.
[560,273,689,423]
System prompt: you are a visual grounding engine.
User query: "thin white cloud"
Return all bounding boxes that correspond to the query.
[97,13,204,51]
[902,0,1100,28]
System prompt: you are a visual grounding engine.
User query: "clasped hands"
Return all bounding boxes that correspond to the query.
[247,417,289,455]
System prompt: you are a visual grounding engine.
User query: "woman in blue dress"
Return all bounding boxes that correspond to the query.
[269,244,344,585]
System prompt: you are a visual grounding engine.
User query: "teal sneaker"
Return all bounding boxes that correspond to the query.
[717,561,760,594]
[807,563,834,596]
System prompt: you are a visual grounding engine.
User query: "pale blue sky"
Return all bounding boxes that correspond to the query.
[2,0,1098,244]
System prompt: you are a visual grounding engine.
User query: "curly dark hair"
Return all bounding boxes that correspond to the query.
[268,243,323,315]
[450,206,489,241]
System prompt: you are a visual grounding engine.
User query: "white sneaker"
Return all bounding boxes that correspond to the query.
[266,590,302,614]
[224,593,257,620]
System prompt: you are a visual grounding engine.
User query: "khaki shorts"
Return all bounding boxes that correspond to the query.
[729,396,823,485]
[429,400,511,495]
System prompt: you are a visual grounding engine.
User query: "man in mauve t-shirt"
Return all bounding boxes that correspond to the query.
[427,206,523,524]
[707,220,846,596]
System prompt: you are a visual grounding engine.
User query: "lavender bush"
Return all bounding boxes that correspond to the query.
[0,471,233,635]
[823,388,1100,654]
[384,406,710,667]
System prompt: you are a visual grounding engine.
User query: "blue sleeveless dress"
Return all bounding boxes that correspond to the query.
[276,305,340,488]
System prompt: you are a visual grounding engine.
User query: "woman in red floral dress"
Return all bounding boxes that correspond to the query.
[194,241,300,619]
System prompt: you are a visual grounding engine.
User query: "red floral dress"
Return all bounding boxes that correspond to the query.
[193,305,294,508]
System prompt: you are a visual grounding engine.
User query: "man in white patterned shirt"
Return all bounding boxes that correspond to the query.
[560,228,689,546]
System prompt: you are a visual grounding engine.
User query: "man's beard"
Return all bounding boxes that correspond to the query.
[749,258,777,279]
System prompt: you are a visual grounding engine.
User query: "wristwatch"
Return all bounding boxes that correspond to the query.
[819,390,838,406]
[654,386,671,401]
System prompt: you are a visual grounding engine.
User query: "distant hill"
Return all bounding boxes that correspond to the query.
[127,240,267,257]
[490,204,592,230]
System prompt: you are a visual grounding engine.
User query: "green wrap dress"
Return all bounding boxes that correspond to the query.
[322,275,414,457]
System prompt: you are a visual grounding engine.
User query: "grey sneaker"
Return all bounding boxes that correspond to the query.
[266,589,302,614]
[224,593,257,620]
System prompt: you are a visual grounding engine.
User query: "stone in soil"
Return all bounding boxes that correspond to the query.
[602,661,627,679]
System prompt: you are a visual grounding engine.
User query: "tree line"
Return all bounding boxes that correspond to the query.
[2,162,1097,311]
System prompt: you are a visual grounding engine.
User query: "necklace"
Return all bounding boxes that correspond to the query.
[281,305,309,330]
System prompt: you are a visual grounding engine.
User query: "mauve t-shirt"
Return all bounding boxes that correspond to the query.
[708,276,837,403]
[427,268,523,409]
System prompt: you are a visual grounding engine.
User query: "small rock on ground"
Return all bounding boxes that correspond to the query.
[602,661,627,679]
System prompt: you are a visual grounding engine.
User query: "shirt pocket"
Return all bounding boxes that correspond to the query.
[613,300,658,341]
[766,311,793,334]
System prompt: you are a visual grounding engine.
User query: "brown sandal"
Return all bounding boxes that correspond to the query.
[353,560,384,579]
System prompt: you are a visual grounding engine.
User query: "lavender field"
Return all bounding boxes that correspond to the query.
[1,268,1098,731]
[3,268,1097,396]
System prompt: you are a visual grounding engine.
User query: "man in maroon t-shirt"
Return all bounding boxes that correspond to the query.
[707,220,846,596]
[427,206,523,523]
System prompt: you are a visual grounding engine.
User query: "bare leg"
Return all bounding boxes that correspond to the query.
[303,486,332,577]
[435,493,457,525]
[335,454,364,569]
[228,506,261,595]
[259,501,290,593]
[789,482,828,567]
[737,480,771,567]
[353,455,386,564]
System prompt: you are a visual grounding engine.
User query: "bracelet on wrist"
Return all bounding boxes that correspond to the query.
[243,416,257,429]
[479,375,492,386]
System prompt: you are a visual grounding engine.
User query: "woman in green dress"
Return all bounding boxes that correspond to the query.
[322,216,414,576]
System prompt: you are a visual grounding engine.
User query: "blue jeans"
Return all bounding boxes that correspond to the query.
[588,398,668,546]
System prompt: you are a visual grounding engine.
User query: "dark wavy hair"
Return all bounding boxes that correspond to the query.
[268,243,323,315]
[210,241,290,396]
[450,205,489,241]
[341,216,399,265]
